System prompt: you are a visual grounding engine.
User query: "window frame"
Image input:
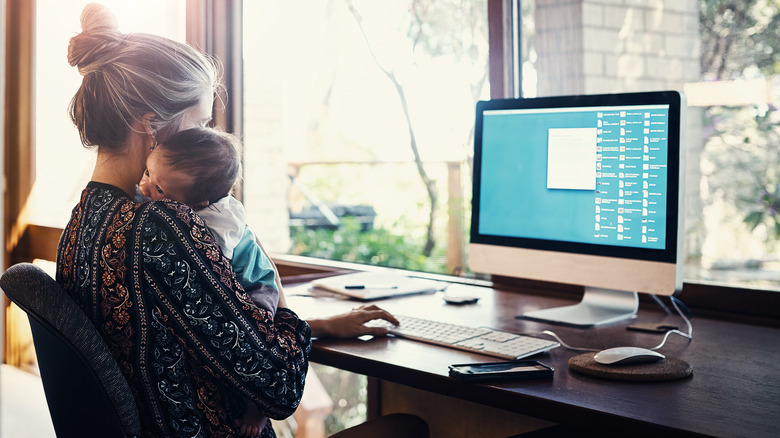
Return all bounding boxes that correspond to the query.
[0,0,241,364]
[3,0,778,367]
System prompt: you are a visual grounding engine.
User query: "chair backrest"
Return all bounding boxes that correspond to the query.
[0,263,141,438]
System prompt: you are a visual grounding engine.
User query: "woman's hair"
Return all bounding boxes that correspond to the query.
[68,3,221,150]
[156,126,242,206]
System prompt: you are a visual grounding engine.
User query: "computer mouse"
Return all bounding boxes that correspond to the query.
[443,295,479,305]
[593,346,665,365]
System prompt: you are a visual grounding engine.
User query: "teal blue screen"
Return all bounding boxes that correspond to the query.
[478,105,670,250]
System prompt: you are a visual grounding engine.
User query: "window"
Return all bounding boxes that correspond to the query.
[242,0,489,276]
[242,0,780,292]
[693,1,780,289]
[519,1,780,291]
[11,2,780,291]
[2,0,188,374]
[241,3,491,433]
[30,0,187,228]
[3,0,778,425]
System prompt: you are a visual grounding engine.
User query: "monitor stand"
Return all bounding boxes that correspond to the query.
[521,287,638,328]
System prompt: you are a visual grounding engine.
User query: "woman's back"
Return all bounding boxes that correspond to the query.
[57,182,311,437]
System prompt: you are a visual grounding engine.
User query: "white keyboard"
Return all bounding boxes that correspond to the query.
[368,315,559,360]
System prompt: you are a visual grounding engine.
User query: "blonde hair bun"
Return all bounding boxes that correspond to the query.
[80,3,120,33]
[68,3,122,75]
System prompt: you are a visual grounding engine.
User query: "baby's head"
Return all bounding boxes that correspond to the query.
[139,126,241,208]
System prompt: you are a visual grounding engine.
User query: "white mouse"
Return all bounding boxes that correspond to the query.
[593,346,665,365]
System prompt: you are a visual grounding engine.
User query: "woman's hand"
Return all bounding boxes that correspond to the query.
[307,304,400,339]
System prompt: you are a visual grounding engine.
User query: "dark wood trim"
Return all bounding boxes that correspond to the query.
[3,0,35,365]
[186,0,244,199]
[186,0,241,132]
[275,255,780,328]
[366,376,382,421]
[489,275,780,328]
[680,282,780,327]
[10,225,61,263]
[488,0,512,99]
[273,254,360,279]
[4,0,35,270]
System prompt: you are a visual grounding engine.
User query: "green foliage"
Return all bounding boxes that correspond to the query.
[700,0,780,80]
[700,0,780,243]
[290,217,449,274]
[404,0,488,63]
[704,103,780,242]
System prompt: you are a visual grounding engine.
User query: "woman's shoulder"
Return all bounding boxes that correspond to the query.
[80,182,228,280]
[136,199,217,247]
[141,198,203,226]
[84,182,202,224]
[143,198,225,246]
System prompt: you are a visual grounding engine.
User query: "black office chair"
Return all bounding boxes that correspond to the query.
[0,262,141,438]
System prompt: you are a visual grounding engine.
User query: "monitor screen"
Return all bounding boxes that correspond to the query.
[469,91,685,327]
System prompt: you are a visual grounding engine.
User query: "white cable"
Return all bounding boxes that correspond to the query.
[538,330,600,352]
[647,296,693,351]
[533,296,693,352]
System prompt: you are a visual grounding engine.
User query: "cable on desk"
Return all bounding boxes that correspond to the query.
[646,296,693,350]
[532,296,694,352]
[537,330,600,352]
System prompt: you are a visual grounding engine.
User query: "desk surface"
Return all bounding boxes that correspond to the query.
[286,281,780,438]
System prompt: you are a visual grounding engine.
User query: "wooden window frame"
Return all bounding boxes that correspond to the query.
[268,0,780,328]
[3,1,779,364]
[2,0,245,267]
[1,0,244,363]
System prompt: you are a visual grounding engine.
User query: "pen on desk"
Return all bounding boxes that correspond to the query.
[344,284,399,290]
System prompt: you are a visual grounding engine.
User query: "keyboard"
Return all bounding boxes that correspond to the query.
[367,315,560,360]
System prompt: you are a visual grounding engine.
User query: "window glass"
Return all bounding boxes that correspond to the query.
[242,0,489,276]
[521,0,780,291]
[32,0,186,228]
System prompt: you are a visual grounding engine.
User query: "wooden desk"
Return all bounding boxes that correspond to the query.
[286,281,780,438]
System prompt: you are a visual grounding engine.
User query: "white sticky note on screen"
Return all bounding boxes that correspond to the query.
[547,128,598,190]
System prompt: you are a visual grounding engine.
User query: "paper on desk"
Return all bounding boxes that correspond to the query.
[310,271,439,301]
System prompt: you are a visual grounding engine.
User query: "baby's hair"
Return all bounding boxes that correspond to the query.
[156,127,242,206]
[68,3,222,150]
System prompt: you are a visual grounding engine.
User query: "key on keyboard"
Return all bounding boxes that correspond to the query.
[368,315,559,360]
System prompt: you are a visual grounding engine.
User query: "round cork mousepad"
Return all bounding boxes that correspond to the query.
[568,352,693,382]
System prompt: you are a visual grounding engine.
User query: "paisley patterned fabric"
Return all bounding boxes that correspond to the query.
[57,182,311,438]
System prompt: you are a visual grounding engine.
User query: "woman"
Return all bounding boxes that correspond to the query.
[57,4,423,437]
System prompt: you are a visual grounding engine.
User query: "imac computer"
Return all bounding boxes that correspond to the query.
[468,91,686,328]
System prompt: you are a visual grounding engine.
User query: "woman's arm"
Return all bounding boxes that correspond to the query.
[196,204,398,338]
[247,225,401,336]
[308,305,400,338]
[140,201,309,420]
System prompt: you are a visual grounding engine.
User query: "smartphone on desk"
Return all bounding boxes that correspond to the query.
[448,360,554,382]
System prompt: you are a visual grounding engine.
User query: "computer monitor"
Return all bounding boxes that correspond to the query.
[468,91,686,328]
